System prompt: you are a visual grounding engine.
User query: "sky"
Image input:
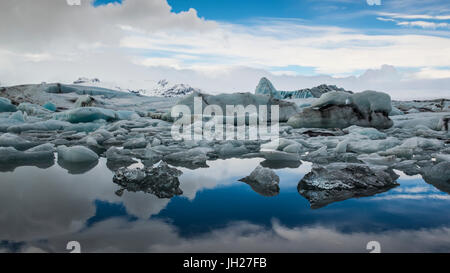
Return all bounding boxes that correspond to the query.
[0,0,449,99]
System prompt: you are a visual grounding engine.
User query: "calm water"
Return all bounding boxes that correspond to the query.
[0,157,449,253]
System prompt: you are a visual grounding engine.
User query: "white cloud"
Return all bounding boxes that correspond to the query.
[367,0,381,6]
[415,67,450,79]
[378,12,450,20]
[0,1,449,99]
[397,21,449,29]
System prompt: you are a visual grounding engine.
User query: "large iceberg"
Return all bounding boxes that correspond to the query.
[287,91,394,129]
[298,163,399,208]
[174,91,300,122]
[255,77,351,99]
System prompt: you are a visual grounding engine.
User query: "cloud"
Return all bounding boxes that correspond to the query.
[397,21,449,29]
[0,1,449,99]
[10,219,450,253]
[378,12,450,20]
[0,0,214,52]
[415,67,450,79]
[367,0,381,6]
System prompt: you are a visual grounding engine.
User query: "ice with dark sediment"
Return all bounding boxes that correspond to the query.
[113,161,183,198]
[255,77,352,99]
[298,163,400,208]
[287,91,394,129]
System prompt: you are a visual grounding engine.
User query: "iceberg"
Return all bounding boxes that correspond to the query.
[174,91,300,122]
[0,133,39,150]
[113,161,183,198]
[239,165,280,196]
[54,107,140,123]
[298,163,399,208]
[54,107,116,123]
[57,145,99,163]
[0,97,17,112]
[42,102,57,112]
[18,102,52,117]
[0,145,55,172]
[287,91,394,129]
[255,77,351,99]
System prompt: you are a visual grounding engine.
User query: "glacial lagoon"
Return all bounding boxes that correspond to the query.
[1,157,449,253]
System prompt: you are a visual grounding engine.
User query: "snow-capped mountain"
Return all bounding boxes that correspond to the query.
[72,78,200,98]
[141,79,200,97]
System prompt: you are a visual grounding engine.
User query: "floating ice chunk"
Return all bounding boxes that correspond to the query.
[392,112,448,131]
[347,137,401,154]
[298,163,399,208]
[389,106,404,116]
[380,146,413,159]
[85,136,98,146]
[283,143,304,153]
[105,147,138,171]
[7,120,69,133]
[345,125,387,140]
[422,162,450,194]
[216,142,249,157]
[432,153,450,163]
[0,97,17,112]
[260,138,296,151]
[0,146,55,171]
[335,139,350,153]
[393,160,420,176]
[123,137,147,149]
[288,91,393,129]
[42,102,57,112]
[164,147,213,168]
[54,107,139,123]
[397,137,443,154]
[57,145,99,163]
[239,165,280,196]
[260,150,301,161]
[6,120,100,133]
[27,143,55,153]
[115,110,140,120]
[352,91,392,113]
[357,153,399,166]
[86,129,114,144]
[152,137,162,147]
[54,107,116,123]
[9,111,26,122]
[0,133,38,150]
[113,161,183,198]
[0,118,23,132]
[311,91,352,109]
[18,102,51,117]
[106,147,136,162]
[74,95,96,108]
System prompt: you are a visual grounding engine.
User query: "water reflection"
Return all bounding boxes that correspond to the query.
[58,158,99,174]
[0,157,54,172]
[0,157,448,252]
